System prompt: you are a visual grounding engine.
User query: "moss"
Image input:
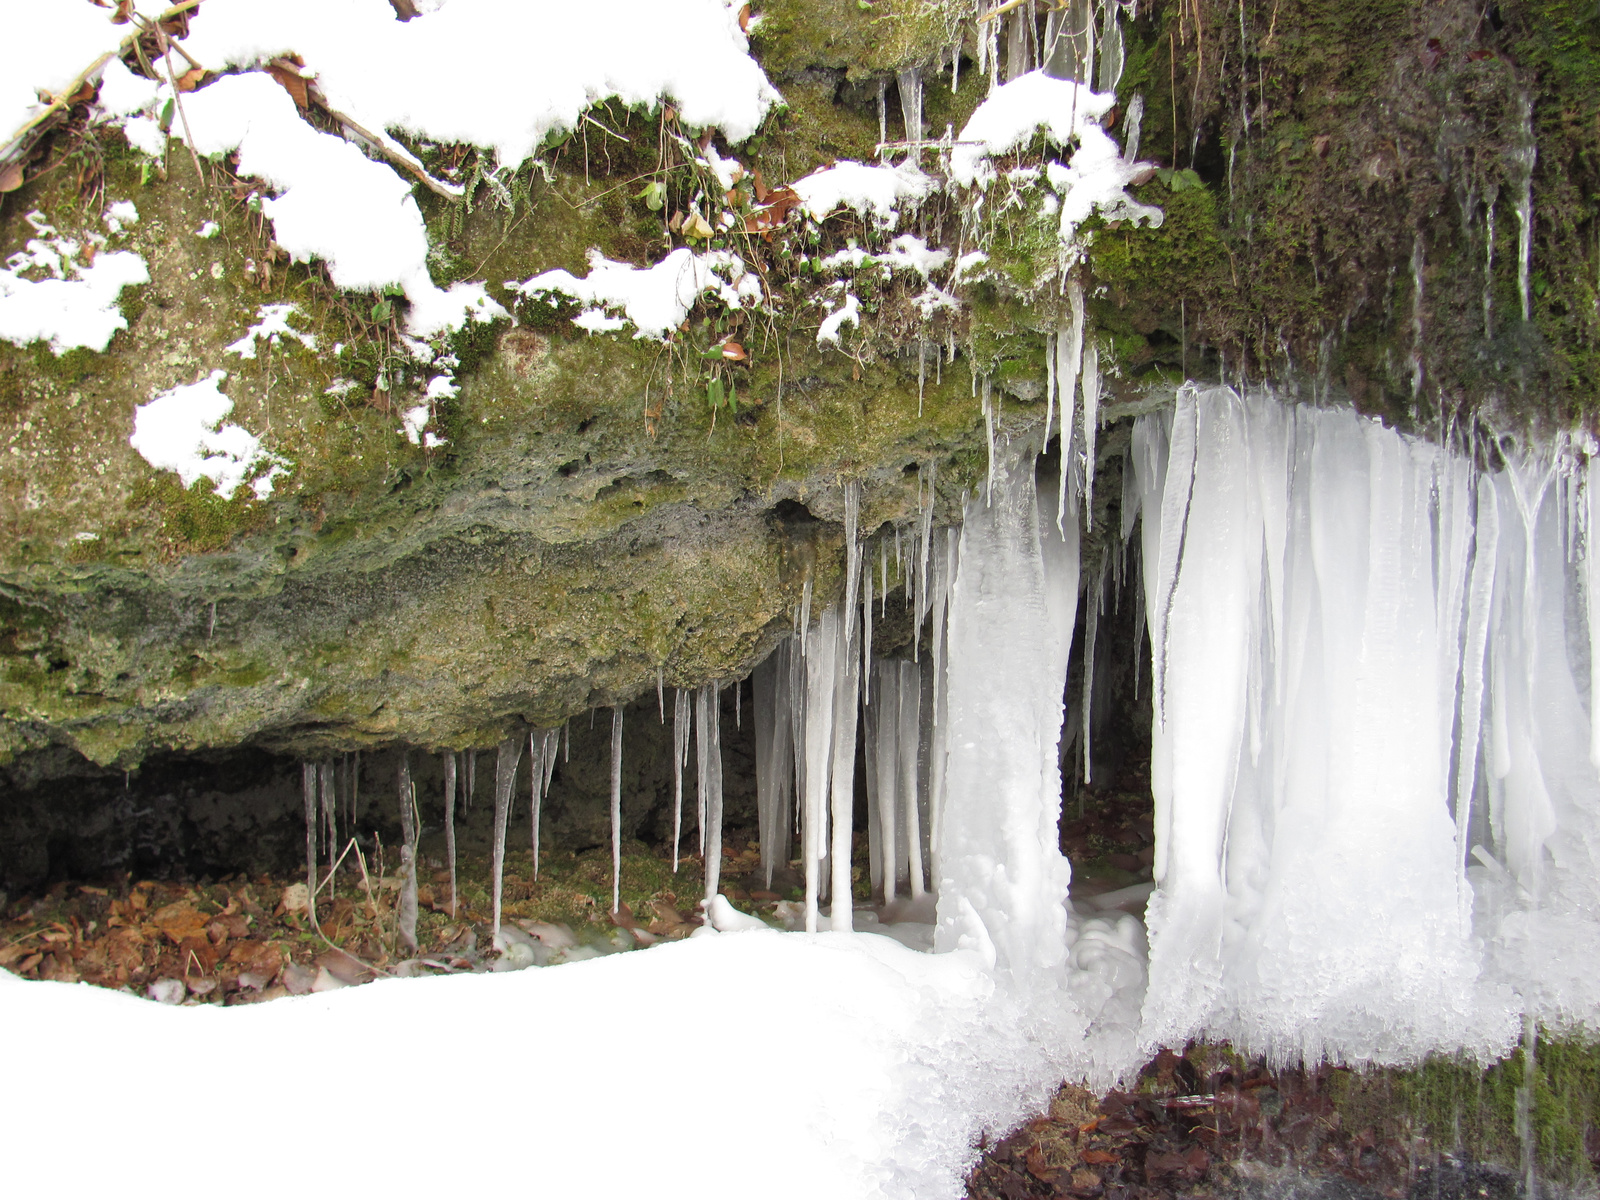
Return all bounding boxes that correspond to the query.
[133,477,274,555]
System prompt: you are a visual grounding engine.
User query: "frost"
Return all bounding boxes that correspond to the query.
[515,248,762,340]
[225,303,316,359]
[129,370,288,499]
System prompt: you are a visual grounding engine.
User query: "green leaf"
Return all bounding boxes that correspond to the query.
[707,378,724,410]
[371,299,394,322]
[635,180,667,212]
[139,161,155,187]
[159,98,175,133]
[382,284,405,298]
[727,379,737,412]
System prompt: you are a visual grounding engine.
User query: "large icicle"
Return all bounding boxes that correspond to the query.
[443,751,458,917]
[672,688,691,872]
[802,605,839,933]
[397,753,418,952]
[754,644,796,887]
[874,661,902,902]
[697,684,725,904]
[898,659,927,898]
[489,733,524,942]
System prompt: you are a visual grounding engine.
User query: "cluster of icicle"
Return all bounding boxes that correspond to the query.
[1128,384,1600,1065]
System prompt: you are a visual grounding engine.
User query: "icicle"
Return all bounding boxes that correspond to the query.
[1045,330,1058,463]
[1057,282,1085,536]
[672,687,691,871]
[697,684,725,904]
[563,719,570,761]
[526,733,540,883]
[319,760,336,870]
[397,753,418,952]
[1081,339,1100,530]
[610,707,623,914]
[1513,94,1536,325]
[1097,0,1125,93]
[898,66,923,148]
[736,677,742,728]
[898,659,926,897]
[918,338,926,416]
[1005,8,1028,80]
[877,78,888,149]
[1484,193,1497,340]
[875,662,900,902]
[1082,558,1103,783]
[1410,232,1426,398]
[301,762,318,927]
[830,607,862,932]
[444,751,458,917]
[489,733,523,941]
[465,749,476,810]
[916,462,937,650]
[656,666,665,722]
[755,645,796,887]
[863,553,874,703]
[1122,93,1145,163]
[802,605,839,933]
[982,377,996,504]
[880,541,889,617]
[800,576,813,658]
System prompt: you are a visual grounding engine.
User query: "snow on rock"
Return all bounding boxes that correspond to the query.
[174,72,502,338]
[129,370,288,499]
[94,57,160,119]
[0,931,1080,1200]
[0,210,148,355]
[225,303,316,359]
[179,0,782,166]
[951,70,1161,258]
[817,293,861,346]
[791,160,936,227]
[514,248,762,340]
[102,200,138,235]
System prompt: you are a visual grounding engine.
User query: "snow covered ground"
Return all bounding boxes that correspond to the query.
[3,928,1087,1200]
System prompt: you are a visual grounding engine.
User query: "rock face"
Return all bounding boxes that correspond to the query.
[1,0,1596,799]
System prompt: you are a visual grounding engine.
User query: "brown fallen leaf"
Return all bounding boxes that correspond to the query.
[1081,1148,1119,1165]
[151,901,209,944]
[1024,1145,1058,1182]
[0,162,26,193]
[265,60,309,110]
[175,67,206,93]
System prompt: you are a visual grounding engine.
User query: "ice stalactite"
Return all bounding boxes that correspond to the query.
[868,661,901,904]
[397,753,418,953]
[610,707,624,914]
[1057,281,1085,535]
[1081,338,1100,529]
[489,732,523,941]
[832,485,864,932]
[1120,385,1600,1062]
[935,442,1079,976]
[672,687,691,871]
[696,684,725,904]
[898,66,923,146]
[443,750,458,917]
[1081,557,1104,784]
[320,761,337,866]
[802,604,840,933]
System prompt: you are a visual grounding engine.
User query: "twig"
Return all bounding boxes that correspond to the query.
[351,838,381,921]
[0,52,115,162]
[153,24,206,183]
[326,103,463,200]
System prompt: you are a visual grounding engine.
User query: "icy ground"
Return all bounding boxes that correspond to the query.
[4,927,1095,1200]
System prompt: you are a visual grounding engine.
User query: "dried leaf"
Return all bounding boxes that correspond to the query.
[175,67,206,93]
[150,901,209,944]
[0,161,25,193]
[1081,1149,1118,1165]
[265,61,309,110]
[719,340,747,362]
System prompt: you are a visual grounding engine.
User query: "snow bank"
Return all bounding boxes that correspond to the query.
[0,931,1080,1200]
[129,370,287,499]
[514,248,763,340]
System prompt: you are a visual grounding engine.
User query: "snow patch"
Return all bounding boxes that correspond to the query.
[817,293,861,346]
[0,210,148,355]
[791,160,935,228]
[225,303,316,359]
[515,248,762,340]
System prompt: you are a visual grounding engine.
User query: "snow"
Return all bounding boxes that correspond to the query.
[95,57,160,118]
[103,200,139,234]
[790,160,936,227]
[129,370,288,499]
[515,248,762,340]
[0,209,149,355]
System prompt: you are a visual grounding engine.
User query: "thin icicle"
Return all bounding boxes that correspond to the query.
[982,377,996,504]
[1081,340,1100,530]
[397,753,418,952]
[672,688,691,871]
[1057,283,1085,536]
[802,606,839,933]
[1082,559,1103,783]
[800,576,813,658]
[444,751,458,917]
[899,659,926,897]
[610,707,624,914]
[755,645,796,887]
[830,607,862,932]
[301,762,318,927]
[875,662,900,902]
[863,555,874,703]
[656,667,665,722]
[736,678,742,729]
[489,733,523,941]
[698,684,725,904]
